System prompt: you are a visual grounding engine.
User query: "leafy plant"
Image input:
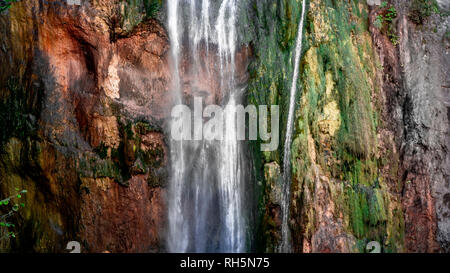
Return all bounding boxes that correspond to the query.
[0,78,39,147]
[375,3,399,45]
[374,15,384,29]
[143,0,161,19]
[0,188,27,243]
[389,32,399,46]
[385,7,397,22]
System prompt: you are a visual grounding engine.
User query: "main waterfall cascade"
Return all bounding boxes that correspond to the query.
[280,0,307,253]
[166,0,251,253]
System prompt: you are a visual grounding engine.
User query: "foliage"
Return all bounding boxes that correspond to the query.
[375,3,399,45]
[93,142,109,159]
[0,188,27,243]
[118,0,161,37]
[409,0,439,25]
[0,0,19,13]
[247,0,405,252]
[0,78,40,148]
[143,0,161,18]
[384,6,397,23]
[374,15,384,29]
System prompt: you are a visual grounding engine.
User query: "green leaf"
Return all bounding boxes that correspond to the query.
[17,194,21,198]
[1,4,11,11]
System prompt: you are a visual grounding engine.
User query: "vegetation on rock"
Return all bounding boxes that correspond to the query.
[0,188,26,250]
[374,2,399,45]
[0,0,18,13]
[409,0,440,24]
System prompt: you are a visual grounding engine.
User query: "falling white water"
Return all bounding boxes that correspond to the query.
[167,0,189,253]
[280,0,307,253]
[220,95,245,252]
[167,0,181,95]
[167,0,248,253]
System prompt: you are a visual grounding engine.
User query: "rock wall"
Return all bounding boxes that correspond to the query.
[0,0,169,252]
[0,0,251,253]
[249,0,449,253]
[394,0,449,252]
[0,0,448,253]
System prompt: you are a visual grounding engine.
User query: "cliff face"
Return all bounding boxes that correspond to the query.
[394,0,449,252]
[249,0,402,253]
[0,0,170,252]
[248,0,449,253]
[0,0,448,253]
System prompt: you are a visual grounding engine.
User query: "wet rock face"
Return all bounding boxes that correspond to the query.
[0,0,171,252]
[393,0,449,252]
[251,0,448,253]
[251,0,403,253]
[436,0,450,12]
[0,0,448,253]
[80,176,165,253]
[0,0,251,252]
[370,0,449,252]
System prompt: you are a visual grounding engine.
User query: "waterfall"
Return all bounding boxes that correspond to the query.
[280,0,307,253]
[167,0,189,253]
[166,0,248,253]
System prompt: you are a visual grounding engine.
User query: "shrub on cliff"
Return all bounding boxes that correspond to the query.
[143,0,161,18]
[409,0,439,24]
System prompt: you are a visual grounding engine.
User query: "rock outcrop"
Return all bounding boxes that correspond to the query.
[249,0,449,253]
[0,0,170,252]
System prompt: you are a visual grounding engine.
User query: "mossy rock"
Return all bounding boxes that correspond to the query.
[147,167,167,188]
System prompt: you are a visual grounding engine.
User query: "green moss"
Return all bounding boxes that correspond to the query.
[248,0,404,252]
[93,142,108,159]
[318,0,395,249]
[119,0,163,34]
[247,0,308,250]
[0,78,41,148]
[87,118,166,186]
[278,0,302,50]
[143,0,162,18]
[78,155,123,183]
[247,0,308,167]
[345,184,388,243]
